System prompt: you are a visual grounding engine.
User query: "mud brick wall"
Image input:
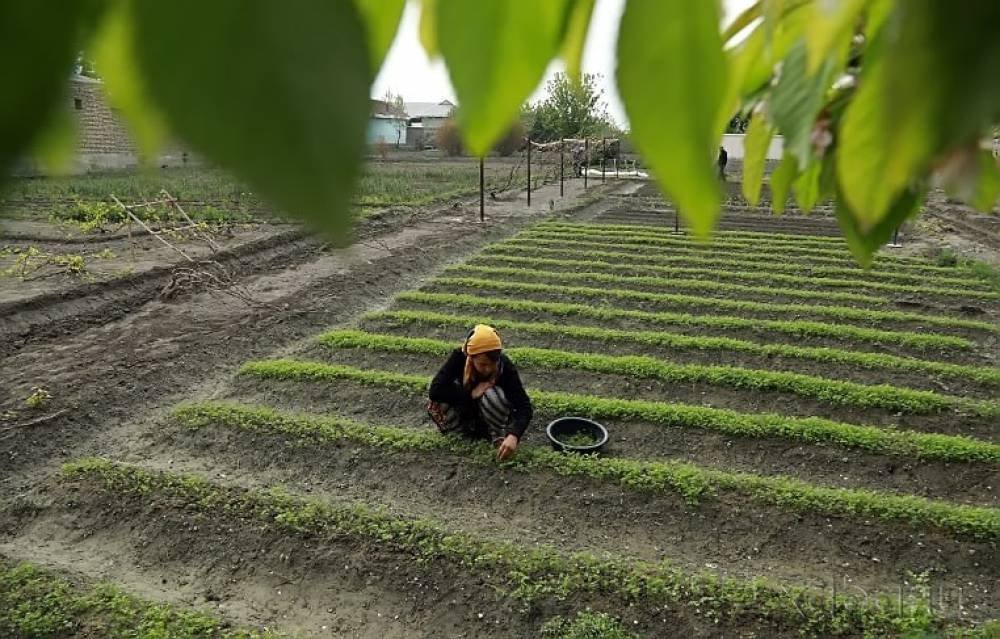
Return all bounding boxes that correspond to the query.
[71,77,136,155]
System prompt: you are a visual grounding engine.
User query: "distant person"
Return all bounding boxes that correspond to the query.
[427,324,532,460]
[717,145,728,180]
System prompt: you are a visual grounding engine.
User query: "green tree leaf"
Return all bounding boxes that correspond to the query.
[0,1,105,177]
[617,0,727,235]
[742,111,773,206]
[355,0,406,72]
[835,22,928,231]
[722,0,761,43]
[839,2,1000,231]
[939,148,1000,213]
[419,0,439,58]
[971,152,1000,212]
[804,0,866,73]
[561,0,595,82]
[835,185,923,267]
[769,41,836,168]
[91,1,168,160]
[892,2,1000,155]
[437,0,573,156]
[132,1,371,240]
[793,158,821,212]
[728,3,809,102]
[31,108,78,175]
[769,153,797,215]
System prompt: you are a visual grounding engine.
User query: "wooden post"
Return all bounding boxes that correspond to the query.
[526,137,531,207]
[559,139,564,197]
[479,156,484,222]
[615,140,620,179]
[601,137,606,183]
[584,138,589,189]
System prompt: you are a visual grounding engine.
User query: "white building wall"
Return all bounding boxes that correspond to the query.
[720,133,784,160]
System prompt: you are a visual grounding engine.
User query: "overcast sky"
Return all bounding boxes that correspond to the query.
[372,0,753,127]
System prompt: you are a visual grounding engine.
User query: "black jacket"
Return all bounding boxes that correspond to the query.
[428,349,533,439]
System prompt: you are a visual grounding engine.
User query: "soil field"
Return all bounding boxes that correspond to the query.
[1,171,998,638]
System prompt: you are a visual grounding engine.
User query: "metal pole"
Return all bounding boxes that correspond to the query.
[526,137,532,207]
[584,138,589,189]
[601,137,606,183]
[479,156,484,222]
[559,139,564,197]
[615,140,620,179]
[674,208,679,234]
[889,227,902,247]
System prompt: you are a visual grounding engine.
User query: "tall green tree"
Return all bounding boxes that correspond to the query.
[525,72,615,141]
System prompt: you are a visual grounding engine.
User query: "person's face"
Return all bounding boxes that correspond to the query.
[471,352,499,377]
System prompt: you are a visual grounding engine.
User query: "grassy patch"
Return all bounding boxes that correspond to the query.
[0,246,117,280]
[356,162,480,206]
[0,167,253,202]
[540,611,642,639]
[0,560,276,638]
[174,401,1000,540]
[424,278,977,350]
[59,458,973,637]
[238,359,1000,463]
[317,329,1000,417]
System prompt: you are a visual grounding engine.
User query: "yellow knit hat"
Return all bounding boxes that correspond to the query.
[462,324,502,355]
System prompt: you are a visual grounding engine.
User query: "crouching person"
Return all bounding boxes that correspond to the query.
[426,324,532,459]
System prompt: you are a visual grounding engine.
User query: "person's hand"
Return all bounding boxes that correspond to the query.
[470,380,494,399]
[497,434,518,460]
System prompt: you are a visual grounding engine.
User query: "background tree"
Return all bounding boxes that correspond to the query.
[436,118,463,157]
[525,72,617,142]
[493,119,526,156]
[381,89,407,148]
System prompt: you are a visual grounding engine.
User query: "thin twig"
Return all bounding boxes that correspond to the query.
[111,194,195,263]
[161,189,222,253]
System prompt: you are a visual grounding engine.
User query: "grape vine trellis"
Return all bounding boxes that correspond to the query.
[2,0,999,263]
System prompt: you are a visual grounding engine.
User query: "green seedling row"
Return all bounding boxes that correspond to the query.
[488,240,993,290]
[238,359,1000,463]
[367,308,1000,387]
[537,221,848,245]
[497,235,984,280]
[456,258,884,305]
[174,401,1000,541]
[59,458,981,637]
[533,223,918,258]
[428,277,978,349]
[435,270,999,334]
[0,560,277,638]
[525,226,857,255]
[520,228,925,263]
[317,329,1000,417]
[466,253,1000,302]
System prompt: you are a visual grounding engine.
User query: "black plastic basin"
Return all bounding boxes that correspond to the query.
[546,417,609,453]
